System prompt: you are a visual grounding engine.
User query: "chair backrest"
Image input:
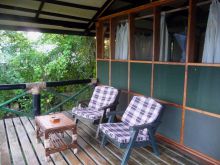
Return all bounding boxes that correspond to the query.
[88,86,119,110]
[121,96,162,127]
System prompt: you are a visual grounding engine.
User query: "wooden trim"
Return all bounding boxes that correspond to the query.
[96,58,110,61]
[186,107,220,119]
[96,22,103,59]
[154,61,185,65]
[156,134,220,165]
[188,63,220,67]
[110,59,129,62]
[130,60,152,64]
[110,18,116,59]
[98,0,176,21]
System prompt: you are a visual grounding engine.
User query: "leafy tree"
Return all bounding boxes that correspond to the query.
[0,30,96,118]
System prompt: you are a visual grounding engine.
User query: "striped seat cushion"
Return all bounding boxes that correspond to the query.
[99,122,148,144]
[73,107,104,120]
[88,86,118,110]
[122,96,162,135]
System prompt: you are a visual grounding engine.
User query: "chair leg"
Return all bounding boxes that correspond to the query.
[149,132,160,156]
[121,131,138,165]
[101,135,107,147]
[121,145,133,165]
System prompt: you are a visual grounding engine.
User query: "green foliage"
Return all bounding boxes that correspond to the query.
[0,30,96,118]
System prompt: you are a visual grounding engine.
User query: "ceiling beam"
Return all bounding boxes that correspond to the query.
[0,24,95,36]
[0,4,91,22]
[84,0,114,35]
[36,0,99,11]
[0,13,88,29]
[36,1,45,18]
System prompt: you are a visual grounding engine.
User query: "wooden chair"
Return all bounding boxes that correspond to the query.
[72,85,120,129]
[98,96,163,165]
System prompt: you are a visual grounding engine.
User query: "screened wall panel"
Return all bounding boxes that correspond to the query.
[158,106,182,142]
[111,62,128,90]
[187,66,220,115]
[97,61,109,85]
[130,63,151,96]
[153,65,185,104]
[184,110,220,160]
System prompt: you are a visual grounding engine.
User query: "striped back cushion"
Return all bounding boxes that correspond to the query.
[122,96,162,127]
[88,86,118,110]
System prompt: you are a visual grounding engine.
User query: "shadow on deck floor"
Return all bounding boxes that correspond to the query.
[0,111,202,165]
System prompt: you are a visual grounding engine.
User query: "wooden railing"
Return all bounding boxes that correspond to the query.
[0,79,97,117]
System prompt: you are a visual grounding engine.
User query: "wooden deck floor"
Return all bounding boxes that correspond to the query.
[0,111,202,165]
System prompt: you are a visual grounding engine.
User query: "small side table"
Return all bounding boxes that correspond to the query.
[35,113,77,161]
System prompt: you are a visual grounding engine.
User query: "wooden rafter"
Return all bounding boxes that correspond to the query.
[0,13,88,29]
[0,4,91,22]
[36,0,99,11]
[35,1,45,19]
[84,0,115,35]
[0,24,95,36]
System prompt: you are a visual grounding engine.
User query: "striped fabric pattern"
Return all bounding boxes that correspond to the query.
[88,86,118,110]
[73,108,104,120]
[99,96,162,144]
[99,122,148,143]
[72,86,118,120]
[122,96,162,135]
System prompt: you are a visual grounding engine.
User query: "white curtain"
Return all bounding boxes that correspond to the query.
[134,34,152,60]
[202,0,220,63]
[159,13,169,62]
[115,22,128,60]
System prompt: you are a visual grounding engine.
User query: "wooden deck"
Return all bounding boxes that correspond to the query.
[0,111,202,165]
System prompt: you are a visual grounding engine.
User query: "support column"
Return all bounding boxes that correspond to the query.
[33,94,41,116]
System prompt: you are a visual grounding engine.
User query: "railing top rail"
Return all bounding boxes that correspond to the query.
[0,79,93,91]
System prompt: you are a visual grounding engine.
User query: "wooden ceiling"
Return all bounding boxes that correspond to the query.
[0,0,154,36]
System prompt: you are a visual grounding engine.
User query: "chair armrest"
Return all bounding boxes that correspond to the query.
[130,121,160,132]
[107,110,124,117]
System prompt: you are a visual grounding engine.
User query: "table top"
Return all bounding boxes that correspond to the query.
[35,113,75,130]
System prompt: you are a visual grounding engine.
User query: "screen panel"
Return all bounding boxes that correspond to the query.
[153,64,185,104]
[184,110,220,160]
[97,61,109,85]
[187,66,220,115]
[130,63,152,96]
[111,62,128,90]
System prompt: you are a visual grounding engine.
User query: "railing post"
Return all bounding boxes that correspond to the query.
[26,82,46,117]
[33,93,41,116]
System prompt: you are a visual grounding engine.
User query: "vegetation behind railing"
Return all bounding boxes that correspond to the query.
[0,79,96,119]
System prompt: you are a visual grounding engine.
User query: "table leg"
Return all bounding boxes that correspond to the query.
[44,132,50,162]
[72,127,77,154]
[35,123,40,144]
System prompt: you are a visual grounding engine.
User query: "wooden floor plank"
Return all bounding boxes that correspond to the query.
[5,118,26,165]
[13,117,40,165]
[64,132,97,165]
[77,128,121,165]
[61,149,82,165]
[0,120,11,165]
[78,121,153,165]
[29,119,68,165]
[20,117,54,165]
